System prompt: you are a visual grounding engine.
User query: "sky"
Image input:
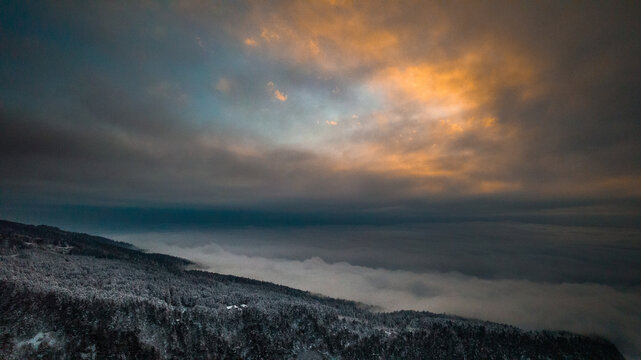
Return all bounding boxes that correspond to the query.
[1,0,640,357]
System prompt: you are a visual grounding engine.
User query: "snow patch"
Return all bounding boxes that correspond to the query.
[16,332,56,350]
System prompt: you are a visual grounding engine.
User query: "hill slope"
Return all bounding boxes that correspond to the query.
[0,220,624,359]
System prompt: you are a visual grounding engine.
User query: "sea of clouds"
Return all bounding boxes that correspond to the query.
[114,222,641,358]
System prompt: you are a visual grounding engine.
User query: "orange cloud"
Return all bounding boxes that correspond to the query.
[260,28,280,42]
[222,1,620,196]
[267,81,287,101]
[240,1,400,71]
[274,89,287,102]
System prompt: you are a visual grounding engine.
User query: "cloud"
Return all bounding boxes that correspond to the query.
[260,28,280,42]
[217,0,641,198]
[243,37,257,47]
[215,77,232,93]
[273,89,287,102]
[195,36,205,50]
[267,81,287,101]
[2,0,639,205]
[121,237,641,358]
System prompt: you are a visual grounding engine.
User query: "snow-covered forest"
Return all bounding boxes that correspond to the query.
[0,220,624,359]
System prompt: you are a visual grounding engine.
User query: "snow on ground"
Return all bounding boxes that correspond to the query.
[16,332,56,350]
[226,304,248,310]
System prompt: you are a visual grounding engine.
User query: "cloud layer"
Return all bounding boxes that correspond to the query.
[1,0,640,207]
[120,231,641,358]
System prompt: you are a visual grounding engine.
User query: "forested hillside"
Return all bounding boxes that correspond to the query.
[0,220,624,359]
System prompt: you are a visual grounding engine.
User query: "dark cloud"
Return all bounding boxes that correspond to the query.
[2,0,640,205]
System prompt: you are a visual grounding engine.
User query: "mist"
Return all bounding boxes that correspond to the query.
[113,222,641,358]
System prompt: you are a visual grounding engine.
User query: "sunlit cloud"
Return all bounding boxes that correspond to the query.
[213,0,556,196]
[267,81,287,101]
[273,89,287,101]
[2,0,639,203]
[243,37,257,47]
[260,28,280,42]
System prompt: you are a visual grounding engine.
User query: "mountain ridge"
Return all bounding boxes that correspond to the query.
[0,219,624,359]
